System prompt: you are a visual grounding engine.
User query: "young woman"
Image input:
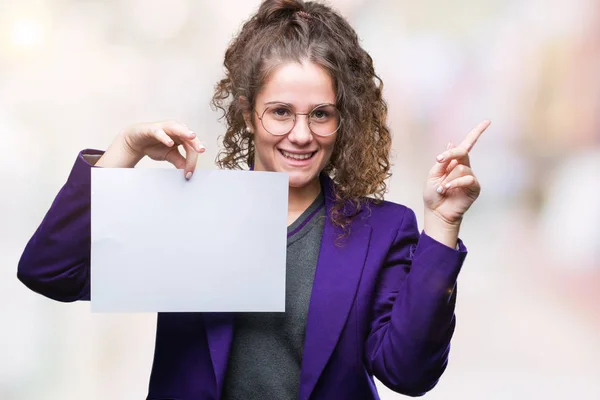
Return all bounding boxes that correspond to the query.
[17,1,489,399]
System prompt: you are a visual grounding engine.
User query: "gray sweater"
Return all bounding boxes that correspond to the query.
[222,192,326,400]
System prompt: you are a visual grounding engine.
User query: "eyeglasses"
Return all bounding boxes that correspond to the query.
[255,103,342,137]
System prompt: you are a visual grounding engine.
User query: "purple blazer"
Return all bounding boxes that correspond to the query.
[17,150,468,400]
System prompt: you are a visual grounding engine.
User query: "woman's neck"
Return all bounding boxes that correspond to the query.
[287,178,322,226]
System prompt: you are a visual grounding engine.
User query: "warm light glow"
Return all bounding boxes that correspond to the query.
[11,18,44,48]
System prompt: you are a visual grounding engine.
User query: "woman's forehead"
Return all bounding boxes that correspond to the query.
[258,61,336,105]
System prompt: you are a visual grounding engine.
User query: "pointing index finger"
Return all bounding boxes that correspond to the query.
[460,120,491,152]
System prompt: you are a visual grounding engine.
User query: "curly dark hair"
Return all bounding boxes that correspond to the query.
[212,0,392,236]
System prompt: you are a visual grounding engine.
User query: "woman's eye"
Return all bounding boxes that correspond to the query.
[272,108,291,117]
[312,110,329,119]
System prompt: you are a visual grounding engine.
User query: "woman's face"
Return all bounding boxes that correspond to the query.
[249,61,338,189]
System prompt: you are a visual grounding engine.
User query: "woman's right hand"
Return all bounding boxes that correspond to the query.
[96,120,205,179]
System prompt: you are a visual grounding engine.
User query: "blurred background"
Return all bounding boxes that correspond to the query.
[1,0,599,399]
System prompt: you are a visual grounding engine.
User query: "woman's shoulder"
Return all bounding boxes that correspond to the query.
[322,175,414,227]
[359,197,413,226]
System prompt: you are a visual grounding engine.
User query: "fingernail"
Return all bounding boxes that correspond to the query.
[445,182,451,188]
[436,185,443,194]
[185,171,193,180]
[446,142,452,150]
[437,154,445,162]
[188,130,196,137]
[197,144,205,152]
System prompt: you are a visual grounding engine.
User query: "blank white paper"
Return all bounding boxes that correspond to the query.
[90,168,288,313]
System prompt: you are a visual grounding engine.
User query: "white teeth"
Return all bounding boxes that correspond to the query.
[281,150,313,160]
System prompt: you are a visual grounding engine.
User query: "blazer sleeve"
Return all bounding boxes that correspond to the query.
[364,206,467,397]
[17,149,104,302]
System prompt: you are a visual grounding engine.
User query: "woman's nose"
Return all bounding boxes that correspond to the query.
[287,115,313,145]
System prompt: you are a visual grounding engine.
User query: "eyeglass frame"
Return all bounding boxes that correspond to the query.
[253,102,342,137]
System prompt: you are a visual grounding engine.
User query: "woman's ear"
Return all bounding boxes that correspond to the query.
[239,96,253,133]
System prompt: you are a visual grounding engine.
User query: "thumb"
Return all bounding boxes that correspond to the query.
[164,148,186,169]
[429,142,453,179]
[445,142,459,174]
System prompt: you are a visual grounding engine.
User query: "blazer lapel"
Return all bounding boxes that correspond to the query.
[204,313,235,398]
[299,175,372,400]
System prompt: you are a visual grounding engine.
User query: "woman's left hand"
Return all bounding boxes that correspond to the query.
[423,120,490,227]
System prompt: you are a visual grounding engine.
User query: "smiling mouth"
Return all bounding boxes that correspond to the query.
[279,150,317,161]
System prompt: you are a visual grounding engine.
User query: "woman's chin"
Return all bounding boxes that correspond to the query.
[287,171,319,189]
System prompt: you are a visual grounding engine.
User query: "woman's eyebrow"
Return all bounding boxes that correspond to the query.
[264,101,292,107]
[263,101,334,108]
